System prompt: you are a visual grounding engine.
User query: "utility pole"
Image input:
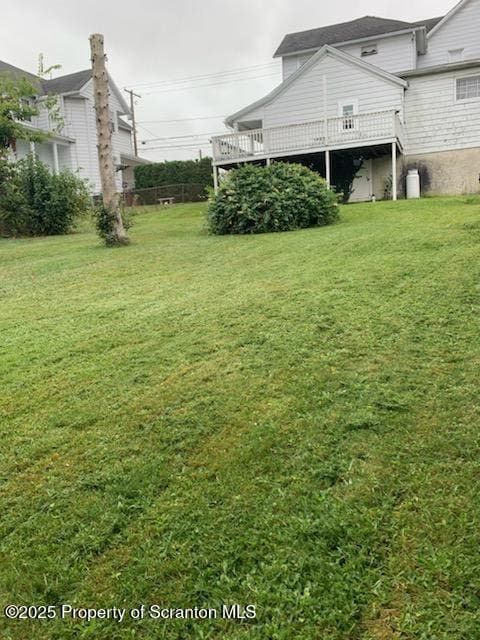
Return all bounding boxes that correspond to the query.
[198,149,203,161]
[90,33,129,245]
[124,88,141,156]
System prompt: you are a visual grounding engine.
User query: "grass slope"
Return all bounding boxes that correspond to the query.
[0,199,479,639]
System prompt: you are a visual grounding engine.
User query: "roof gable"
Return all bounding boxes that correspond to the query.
[274,15,443,57]
[427,0,473,37]
[226,45,407,127]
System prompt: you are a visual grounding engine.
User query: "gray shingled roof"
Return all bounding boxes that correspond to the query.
[42,69,92,94]
[0,61,92,95]
[274,15,443,57]
[0,60,41,87]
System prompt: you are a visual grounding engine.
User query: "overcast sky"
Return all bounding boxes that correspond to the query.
[2,0,456,162]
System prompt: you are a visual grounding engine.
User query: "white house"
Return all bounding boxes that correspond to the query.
[0,60,148,193]
[212,0,480,201]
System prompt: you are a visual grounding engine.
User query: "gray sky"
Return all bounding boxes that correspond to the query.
[2,0,455,161]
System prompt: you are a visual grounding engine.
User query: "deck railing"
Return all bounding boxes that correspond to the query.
[212,109,405,164]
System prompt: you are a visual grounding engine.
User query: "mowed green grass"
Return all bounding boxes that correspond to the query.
[0,198,479,640]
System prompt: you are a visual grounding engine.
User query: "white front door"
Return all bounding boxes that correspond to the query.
[349,159,372,202]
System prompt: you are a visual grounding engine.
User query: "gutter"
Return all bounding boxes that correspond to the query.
[399,58,480,77]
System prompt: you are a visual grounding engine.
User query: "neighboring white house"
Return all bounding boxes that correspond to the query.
[212,0,480,200]
[0,60,148,194]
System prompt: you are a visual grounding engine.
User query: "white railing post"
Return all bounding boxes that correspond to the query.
[52,142,59,174]
[391,142,397,201]
[325,149,331,187]
[263,129,270,155]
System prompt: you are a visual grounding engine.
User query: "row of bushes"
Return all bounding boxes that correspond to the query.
[0,158,338,239]
[134,157,213,190]
[0,155,91,237]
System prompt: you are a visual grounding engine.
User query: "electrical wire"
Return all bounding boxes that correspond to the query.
[141,71,280,95]
[126,61,281,90]
[137,115,226,124]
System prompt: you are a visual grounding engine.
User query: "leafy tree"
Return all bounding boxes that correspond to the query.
[0,74,45,154]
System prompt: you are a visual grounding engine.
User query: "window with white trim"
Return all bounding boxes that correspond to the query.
[338,99,358,131]
[342,104,355,129]
[456,76,480,101]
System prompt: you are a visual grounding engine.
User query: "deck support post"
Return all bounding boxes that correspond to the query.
[325,149,331,188]
[266,158,271,167]
[213,165,219,193]
[391,142,397,201]
[52,142,59,174]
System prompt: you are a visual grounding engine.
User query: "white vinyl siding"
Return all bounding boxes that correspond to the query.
[117,128,134,154]
[339,32,416,73]
[282,56,300,80]
[71,79,132,193]
[282,53,315,80]
[404,67,480,154]
[281,32,417,80]
[256,53,404,128]
[419,0,480,67]
[63,96,98,189]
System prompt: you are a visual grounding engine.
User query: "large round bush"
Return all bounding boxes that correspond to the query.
[207,162,339,235]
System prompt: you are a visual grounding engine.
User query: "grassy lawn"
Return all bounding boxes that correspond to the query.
[0,198,479,639]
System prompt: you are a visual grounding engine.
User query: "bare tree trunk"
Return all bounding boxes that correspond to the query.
[89,33,129,245]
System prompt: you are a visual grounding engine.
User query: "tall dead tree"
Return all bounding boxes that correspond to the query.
[89,33,129,245]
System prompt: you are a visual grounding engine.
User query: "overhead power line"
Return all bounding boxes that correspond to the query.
[141,143,213,151]
[137,115,226,124]
[140,131,225,143]
[141,71,280,95]
[128,61,281,90]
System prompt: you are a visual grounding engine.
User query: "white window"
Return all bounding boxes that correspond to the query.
[361,43,378,57]
[449,48,464,63]
[338,99,358,131]
[456,76,480,101]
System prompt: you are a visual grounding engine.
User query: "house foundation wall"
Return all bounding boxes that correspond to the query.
[400,148,480,197]
[369,147,480,200]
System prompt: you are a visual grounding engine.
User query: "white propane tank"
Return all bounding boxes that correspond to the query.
[406,169,420,199]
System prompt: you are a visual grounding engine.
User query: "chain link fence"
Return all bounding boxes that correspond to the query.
[122,183,208,207]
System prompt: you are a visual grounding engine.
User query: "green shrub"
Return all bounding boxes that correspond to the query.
[207,162,339,235]
[0,155,91,237]
[94,200,133,246]
[134,157,213,190]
